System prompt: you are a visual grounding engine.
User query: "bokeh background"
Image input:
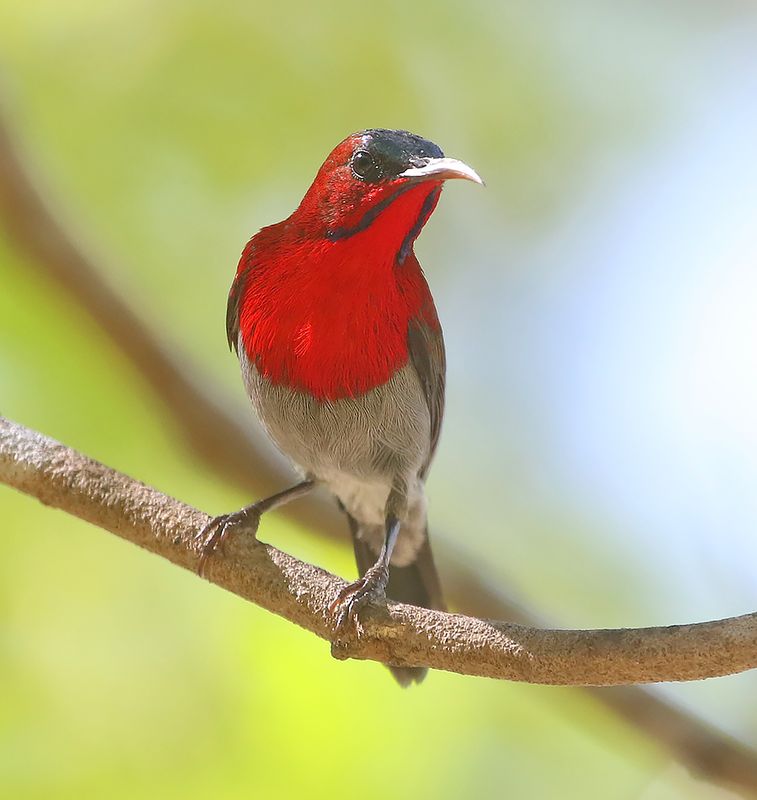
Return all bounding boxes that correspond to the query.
[2,1,757,797]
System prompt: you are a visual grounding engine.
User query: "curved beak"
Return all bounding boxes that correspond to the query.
[399,157,484,186]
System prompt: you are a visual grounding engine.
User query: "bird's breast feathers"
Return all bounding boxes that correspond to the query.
[239,343,432,481]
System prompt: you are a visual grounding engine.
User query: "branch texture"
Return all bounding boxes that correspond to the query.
[2,417,756,687]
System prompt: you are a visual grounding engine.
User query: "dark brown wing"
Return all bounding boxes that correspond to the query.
[407,316,446,479]
[226,268,249,354]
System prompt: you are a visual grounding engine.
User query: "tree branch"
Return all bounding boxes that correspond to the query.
[2,416,756,686]
[2,111,757,796]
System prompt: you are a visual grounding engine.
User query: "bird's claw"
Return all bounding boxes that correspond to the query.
[195,506,261,577]
[329,564,389,634]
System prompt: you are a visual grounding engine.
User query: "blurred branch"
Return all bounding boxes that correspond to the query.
[3,416,757,688]
[2,113,757,797]
[0,115,340,537]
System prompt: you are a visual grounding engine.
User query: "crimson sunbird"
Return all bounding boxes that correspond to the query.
[198,129,482,684]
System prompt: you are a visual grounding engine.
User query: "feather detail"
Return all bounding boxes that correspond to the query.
[230,183,442,401]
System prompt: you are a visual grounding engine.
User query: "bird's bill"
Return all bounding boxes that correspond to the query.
[398,157,484,186]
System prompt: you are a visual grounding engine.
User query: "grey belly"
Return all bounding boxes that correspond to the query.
[239,348,431,565]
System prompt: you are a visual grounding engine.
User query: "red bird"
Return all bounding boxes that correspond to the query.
[198,129,482,684]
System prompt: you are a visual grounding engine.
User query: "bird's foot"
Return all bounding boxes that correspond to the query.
[329,562,390,634]
[195,504,261,577]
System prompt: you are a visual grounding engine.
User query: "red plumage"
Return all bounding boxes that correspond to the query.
[235,181,442,400]
[201,129,482,685]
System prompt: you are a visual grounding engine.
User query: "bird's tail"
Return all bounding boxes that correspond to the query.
[346,512,445,687]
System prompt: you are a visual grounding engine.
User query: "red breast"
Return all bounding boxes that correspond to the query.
[229,129,482,401]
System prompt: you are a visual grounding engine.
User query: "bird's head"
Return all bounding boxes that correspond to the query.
[290,128,482,257]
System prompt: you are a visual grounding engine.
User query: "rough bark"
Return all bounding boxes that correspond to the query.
[2,417,756,686]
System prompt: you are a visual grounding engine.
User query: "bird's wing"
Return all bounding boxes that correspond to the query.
[407,315,446,479]
[225,268,249,354]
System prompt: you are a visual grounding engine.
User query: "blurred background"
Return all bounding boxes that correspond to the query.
[1,0,756,797]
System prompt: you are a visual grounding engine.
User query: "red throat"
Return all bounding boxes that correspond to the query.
[235,183,442,401]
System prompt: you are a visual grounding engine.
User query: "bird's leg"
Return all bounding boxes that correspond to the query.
[330,513,401,630]
[331,483,408,626]
[195,479,314,576]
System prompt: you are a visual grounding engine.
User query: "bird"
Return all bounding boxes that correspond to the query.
[197,128,482,685]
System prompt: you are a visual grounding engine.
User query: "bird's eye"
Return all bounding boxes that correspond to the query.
[351,150,376,180]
